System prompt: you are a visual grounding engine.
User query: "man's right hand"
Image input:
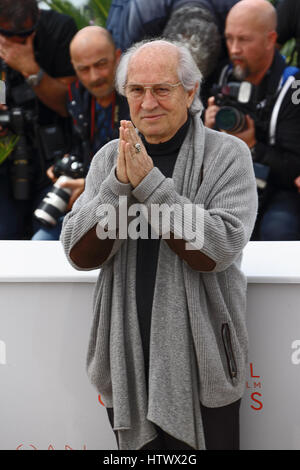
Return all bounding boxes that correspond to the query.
[204,96,220,129]
[46,164,57,183]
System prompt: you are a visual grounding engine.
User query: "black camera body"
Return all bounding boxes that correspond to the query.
[0,59,39,200]
[212,81,256,132]
[212,80,271,195]
[0,60,68,201]
[0,106,36,200]
[53,154,84,179]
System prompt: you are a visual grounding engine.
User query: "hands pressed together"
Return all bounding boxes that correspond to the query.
[116,120,154,188]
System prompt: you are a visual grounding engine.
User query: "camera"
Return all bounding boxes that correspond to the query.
[212,81,256,132]
[212,80,271,195]
[0,59,69,200]
[34,154,84,227]
[0,107,35,200]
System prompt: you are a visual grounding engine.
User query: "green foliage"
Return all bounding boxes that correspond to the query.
[281,39,298,66]
[0,135,19,165]
[43,0,112,29]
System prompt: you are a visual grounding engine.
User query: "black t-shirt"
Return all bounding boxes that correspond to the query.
[136,116,191,383]
[33,9,77,125]
[277,0,300,46]
[0,9,77,182]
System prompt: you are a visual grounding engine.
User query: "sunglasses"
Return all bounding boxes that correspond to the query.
[0,20,38,38]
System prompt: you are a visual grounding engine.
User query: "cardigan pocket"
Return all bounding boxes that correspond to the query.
[221,323,238,380]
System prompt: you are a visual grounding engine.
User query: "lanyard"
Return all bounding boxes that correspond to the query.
[90,92,117,142]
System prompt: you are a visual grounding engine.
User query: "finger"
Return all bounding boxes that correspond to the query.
[120,119,129,129]
[26,32,36,46]
[124,141,136,166]
[117,140,129,183]
[118,139,126,167]
[246,114,254,126]
[60,178,85,190]
[117,139,126,168]
[121,121,133,144]
[125,125,143,154]
[128,121,142,145]
[207,96,215,106]
[118,126,123,152]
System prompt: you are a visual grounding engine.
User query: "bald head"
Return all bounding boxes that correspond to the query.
[225,0,277,84]
[70,26,120,102]
[226,0,277,33]
[70,26,115,62]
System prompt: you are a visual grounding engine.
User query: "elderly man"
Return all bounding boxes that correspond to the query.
[61,39,257,450]
[205,0,300,240]
[33,26,130,240]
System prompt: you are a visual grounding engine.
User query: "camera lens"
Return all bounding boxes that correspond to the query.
[34,176,72,226]
[215,106,246,133]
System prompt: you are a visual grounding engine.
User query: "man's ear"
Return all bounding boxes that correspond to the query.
[267,30,278,49]
[187,82,199,108]
[115,48,122,64]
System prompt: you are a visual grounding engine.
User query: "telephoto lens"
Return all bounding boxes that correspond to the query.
[34,175,72,227]
[34,154,84,226]
[10,135,32,200]
[215,106,247,133]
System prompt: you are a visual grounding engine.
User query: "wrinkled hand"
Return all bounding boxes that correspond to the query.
[116,122,130,184]
[59,178,85,211]
[204,96,220,129]
[226,114,257,149]
[0,33,38,76]
[295,176,300,193]
[117,120,154,188]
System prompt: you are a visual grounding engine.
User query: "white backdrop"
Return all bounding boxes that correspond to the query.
[0,241,300,450]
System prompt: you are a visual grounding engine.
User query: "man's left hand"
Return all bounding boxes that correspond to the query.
[0,33,39,76]
[121,120,154,188]
[59,178,85,211]
[226,114,257,149]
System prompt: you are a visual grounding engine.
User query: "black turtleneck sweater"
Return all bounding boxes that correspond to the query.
[135,116,191,382]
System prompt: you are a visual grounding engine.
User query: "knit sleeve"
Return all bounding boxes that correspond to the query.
[60,141,132,270]
[132,134,258,273]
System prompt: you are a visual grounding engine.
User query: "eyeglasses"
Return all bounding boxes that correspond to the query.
[125,82,182,100]
[0,20,39,38]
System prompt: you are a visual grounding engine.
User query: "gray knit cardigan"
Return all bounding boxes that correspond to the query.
[60,110,258,450]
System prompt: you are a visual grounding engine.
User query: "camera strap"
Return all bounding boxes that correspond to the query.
[218,62,299,146]
[269,74,296,145]
[90,92,118,143]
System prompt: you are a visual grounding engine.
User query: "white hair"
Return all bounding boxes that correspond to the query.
[115,38,203,114]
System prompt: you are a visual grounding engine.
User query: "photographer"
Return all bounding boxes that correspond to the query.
[0,0,77,240]
[204,0,300,241]
[32,26,130,240]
